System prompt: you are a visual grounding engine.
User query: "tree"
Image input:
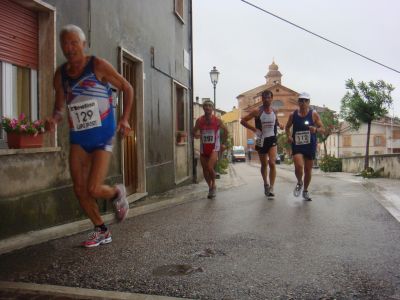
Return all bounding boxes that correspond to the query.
[277,132,291,156]
[340,79,394,170]
[318,110,339,157]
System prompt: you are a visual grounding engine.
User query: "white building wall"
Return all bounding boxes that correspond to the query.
[328,120,400,157]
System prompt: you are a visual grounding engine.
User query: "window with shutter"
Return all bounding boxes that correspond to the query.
[0,0,38,69]
[0,0,55,149]
[343,136,351,147]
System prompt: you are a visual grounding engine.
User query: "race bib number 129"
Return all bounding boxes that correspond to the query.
[68,99,102,131]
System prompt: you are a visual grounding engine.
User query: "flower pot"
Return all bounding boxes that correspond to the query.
[176,131,187,144]
[6,132,44,149]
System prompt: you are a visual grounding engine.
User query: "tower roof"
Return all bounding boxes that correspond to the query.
[269,60,279,71]
[265,60,282,85]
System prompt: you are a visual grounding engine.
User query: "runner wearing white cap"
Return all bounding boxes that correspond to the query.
[285,92,324,201]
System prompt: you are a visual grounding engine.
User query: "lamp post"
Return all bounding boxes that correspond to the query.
[209,66,220,178]
[209,66,219,116]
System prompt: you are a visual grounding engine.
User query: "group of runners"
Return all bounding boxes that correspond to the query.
[240,90,325,200]
[46,24,324,248]
[195,90,324,202]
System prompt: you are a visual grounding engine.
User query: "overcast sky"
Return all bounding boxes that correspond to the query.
[192,0,400,117]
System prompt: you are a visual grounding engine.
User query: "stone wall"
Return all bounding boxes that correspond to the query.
[342,154,400,179]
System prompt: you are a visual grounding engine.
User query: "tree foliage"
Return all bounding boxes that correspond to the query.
[277,132,290,154]
[317,110,339,157]
[319,155,342,172]
[340,79,394,169]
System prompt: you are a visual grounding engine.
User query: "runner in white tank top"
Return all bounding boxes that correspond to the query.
[240,90,283,198]
[259,110,277,139]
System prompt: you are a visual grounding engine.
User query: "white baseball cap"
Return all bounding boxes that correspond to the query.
[298,92,310,100]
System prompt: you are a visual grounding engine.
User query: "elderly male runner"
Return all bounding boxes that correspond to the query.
[240,90,283,197]
[46,24,133,247]
[193,100,228,198]
[285,92,324,201]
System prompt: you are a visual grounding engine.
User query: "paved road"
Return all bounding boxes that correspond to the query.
[1,163,400,299]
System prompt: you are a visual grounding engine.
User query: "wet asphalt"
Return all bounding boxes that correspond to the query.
[1,163,400,299]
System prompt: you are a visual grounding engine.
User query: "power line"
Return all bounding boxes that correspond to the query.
[240,0,400,74]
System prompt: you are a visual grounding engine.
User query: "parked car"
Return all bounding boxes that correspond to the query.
[232,146,246,162]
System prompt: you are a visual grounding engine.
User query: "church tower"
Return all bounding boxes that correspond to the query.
[265,60,282,86]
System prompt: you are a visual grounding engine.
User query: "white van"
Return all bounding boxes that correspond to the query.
[232,146,246,162]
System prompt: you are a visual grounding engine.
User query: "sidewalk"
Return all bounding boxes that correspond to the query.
[0,165,243,256]
[0,166,243,299]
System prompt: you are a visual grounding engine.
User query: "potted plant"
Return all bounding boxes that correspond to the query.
[176,131,187,144]
[1,113,46,148]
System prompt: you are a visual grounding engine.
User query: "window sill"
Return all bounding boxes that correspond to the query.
[0,147,61,156]
[176,142,187,146]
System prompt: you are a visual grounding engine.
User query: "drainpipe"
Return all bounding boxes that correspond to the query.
[87,0,91,48]
[189,0,196,182]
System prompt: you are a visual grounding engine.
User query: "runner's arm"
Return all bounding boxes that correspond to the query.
[240,110,258,132]
[193,119,201,139]
[94,57,133,136]
[285,113,294,136]
[311,111,325,134]
[285,112,294,143]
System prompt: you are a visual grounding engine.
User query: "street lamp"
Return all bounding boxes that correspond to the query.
[209,66,219,115]
[209,66,220,178]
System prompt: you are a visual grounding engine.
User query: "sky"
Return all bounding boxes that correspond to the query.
[192,0,400,117]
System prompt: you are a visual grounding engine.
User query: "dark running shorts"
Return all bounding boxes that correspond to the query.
[292,149,315,160]
[256,136,277,154]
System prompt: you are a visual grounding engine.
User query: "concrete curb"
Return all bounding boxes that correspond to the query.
[0,281,191,300]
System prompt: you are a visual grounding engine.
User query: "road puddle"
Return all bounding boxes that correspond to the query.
[152,264,204,276]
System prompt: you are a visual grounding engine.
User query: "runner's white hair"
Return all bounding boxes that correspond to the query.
[202,99,214,107]
[60,24,86,42]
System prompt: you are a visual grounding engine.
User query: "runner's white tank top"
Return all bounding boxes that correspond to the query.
[259,110,276,139]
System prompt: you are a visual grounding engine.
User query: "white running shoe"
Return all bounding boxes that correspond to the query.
[268,186,275,197]
[293,182,303,197]
[302,190,312,201]
[113,184,129,222]
[81,228,112,248]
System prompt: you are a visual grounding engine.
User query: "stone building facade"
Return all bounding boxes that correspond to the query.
[0,0,194,240]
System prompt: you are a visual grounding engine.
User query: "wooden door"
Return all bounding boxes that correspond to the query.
[122,56,137,195]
